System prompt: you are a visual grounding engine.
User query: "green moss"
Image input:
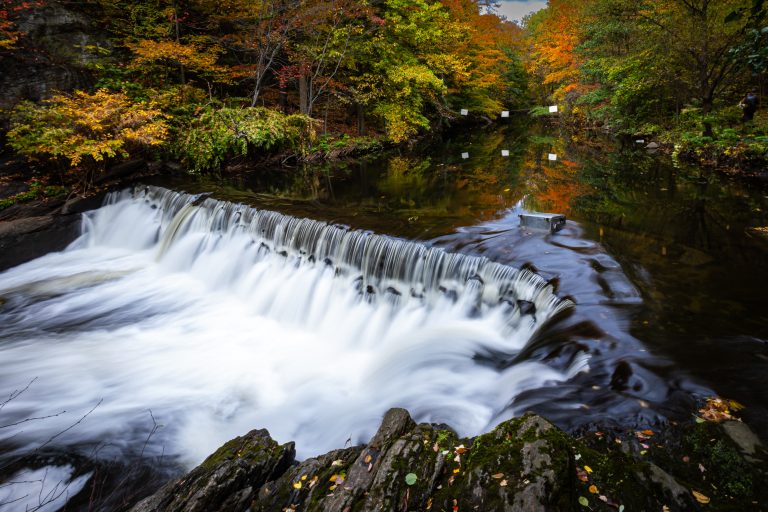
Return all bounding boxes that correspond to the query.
[0,181,67,211]
[198,430,278,472]
[686,422,756,499]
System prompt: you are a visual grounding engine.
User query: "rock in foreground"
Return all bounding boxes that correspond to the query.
[131,409,767,512]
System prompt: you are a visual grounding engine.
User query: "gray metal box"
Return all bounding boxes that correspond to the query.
[519,213,566,233]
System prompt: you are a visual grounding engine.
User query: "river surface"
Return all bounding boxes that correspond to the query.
[1,120,767,510]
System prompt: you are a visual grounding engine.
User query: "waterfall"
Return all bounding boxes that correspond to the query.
[0,186,580,467]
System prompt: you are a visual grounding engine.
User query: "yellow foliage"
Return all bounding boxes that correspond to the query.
[8,89,169,168]
[129,39,230,81]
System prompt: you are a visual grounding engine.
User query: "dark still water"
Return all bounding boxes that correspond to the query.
[155,119,768,431]
[0,119,766,509]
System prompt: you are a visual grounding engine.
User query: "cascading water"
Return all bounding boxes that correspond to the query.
[0,186,583,470]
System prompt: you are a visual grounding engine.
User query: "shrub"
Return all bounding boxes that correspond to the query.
[174,107,316,173]
[7,89,169,171]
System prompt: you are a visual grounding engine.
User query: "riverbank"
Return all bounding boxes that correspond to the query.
[127,406,766,512]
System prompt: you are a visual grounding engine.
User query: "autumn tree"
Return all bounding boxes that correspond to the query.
[199,0,299,106]
[579,0,766,133]
[282,0,370,117]
[441,0,528,114]
[525,0,591,104]
[340,0,470,142]
[7,90,168,185]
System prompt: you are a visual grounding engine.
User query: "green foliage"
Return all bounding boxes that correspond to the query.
[310,134,382,156]
[528,106,552,118]
[174,107,316,172]
[0,181,67,211]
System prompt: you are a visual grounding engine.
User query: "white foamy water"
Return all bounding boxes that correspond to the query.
[0,187,578,468]
[0,465,92,512]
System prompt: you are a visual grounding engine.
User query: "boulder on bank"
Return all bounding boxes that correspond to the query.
[130,408,767,512]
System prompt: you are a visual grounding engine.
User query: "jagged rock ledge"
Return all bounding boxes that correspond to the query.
[130,409,767,512]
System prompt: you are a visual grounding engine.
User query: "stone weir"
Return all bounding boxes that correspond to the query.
[132,184,573,328]
[131,408,767,512]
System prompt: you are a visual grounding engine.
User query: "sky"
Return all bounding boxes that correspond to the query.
[495,0,547,23]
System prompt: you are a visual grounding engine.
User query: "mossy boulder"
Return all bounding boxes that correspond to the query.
[130,428,295,512]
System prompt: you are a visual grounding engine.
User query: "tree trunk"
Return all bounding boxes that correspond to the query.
[279,81,287,112]
[356,103,366,136]
[299,75,309,115]
[702,95,714,138]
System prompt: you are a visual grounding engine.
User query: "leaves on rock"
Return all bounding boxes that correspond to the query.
[699,396,744,422]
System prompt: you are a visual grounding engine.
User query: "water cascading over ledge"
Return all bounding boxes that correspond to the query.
[134,185,572,325]
[0,185,581,468]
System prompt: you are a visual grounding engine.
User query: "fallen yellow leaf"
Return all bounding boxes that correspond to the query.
[692,490,710,504]
[364,454,372,464]
[453,468,460,474]
[292,481,302,489]
[584,465,593,473]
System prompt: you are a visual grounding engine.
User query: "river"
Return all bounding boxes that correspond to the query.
[1,119,766,510]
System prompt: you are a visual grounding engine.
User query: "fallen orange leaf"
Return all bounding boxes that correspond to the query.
[692,490,710,504]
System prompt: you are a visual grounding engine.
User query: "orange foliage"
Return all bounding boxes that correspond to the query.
[527,0,591,101]
[440,0,521,110]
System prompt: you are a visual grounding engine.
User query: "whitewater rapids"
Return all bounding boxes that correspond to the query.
[0,186,581,467]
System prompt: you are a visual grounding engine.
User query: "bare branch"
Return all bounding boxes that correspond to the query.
[37,399,103,451]
[0,411,67,430]
[0,378,37,413]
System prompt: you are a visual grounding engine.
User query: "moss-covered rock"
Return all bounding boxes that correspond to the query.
[130,428,295,512]
[131,409,768,512]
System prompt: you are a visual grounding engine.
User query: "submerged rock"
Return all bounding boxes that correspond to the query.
[130,409,768,512]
